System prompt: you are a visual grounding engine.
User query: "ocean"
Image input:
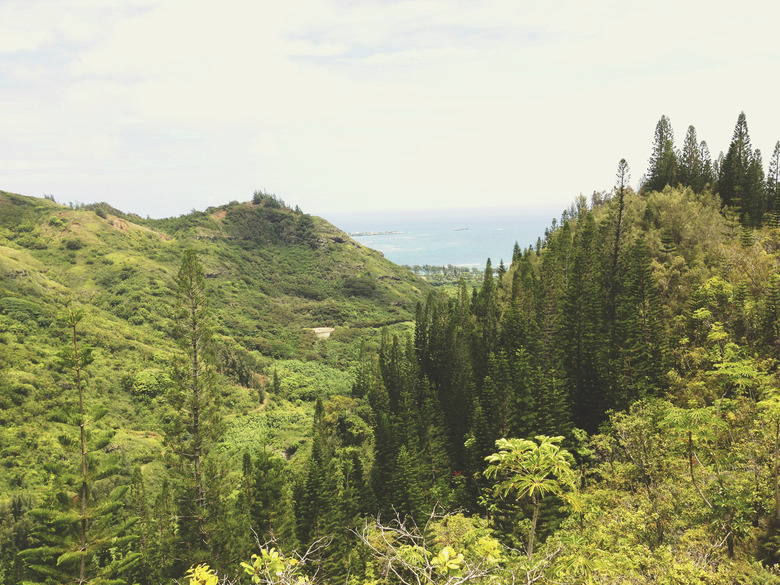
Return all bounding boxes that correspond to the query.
[324,206,559,268]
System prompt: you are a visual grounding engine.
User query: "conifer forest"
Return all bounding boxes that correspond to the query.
[6,113,780,583]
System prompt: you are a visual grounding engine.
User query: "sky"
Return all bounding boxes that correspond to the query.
[2,0,780,220]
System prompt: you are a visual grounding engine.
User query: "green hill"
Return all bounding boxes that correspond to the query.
[0,190,428,495]
[8,170,780,583]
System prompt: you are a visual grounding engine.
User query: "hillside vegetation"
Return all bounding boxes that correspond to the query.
[4,113,780,584]
[0,190,425,495]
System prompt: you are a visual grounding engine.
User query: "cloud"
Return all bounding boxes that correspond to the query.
[2,0,780,218]
[0,29,46,54]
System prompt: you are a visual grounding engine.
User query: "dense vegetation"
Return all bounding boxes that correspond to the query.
[4,113,780,584]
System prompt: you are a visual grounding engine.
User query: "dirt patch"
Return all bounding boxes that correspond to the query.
[110,216,171,240]
[212,209,228,222]
[312,327,335,339]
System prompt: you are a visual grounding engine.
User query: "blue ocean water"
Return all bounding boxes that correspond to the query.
[324,206,558,268]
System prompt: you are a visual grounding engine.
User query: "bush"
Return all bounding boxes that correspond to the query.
[129,369,173,402]
[342,275,376,297]
[0,297,48,326]
[64,238,84,250]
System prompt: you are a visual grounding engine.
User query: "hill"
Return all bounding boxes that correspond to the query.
[7,170,780,584]
[0,190,429,495]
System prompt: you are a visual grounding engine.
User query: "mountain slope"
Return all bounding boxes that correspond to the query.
[0,190,429,493]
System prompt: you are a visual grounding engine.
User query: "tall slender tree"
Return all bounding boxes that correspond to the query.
[166,248,222,571]
[679,125,705,192]
[767,141,780,216]
[610,159,630,297]
[643,115,678,193]
[719,112,753,215]
[20,308,139,585]
[66,307,91,585]
[700,141,716,188]
[744,149,767,226]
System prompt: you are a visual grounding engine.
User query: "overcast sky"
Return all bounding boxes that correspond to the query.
[2,0,779,220]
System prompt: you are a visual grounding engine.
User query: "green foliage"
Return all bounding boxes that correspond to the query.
[18,308,140,585]
[643,114,678,193]
[63,238,84,250]
[0,298,49,326]
[484,435,579,558]
[240,547,309,585]
[272,359,354,402]
[128,368,173,402]
[11,132,780,584]
[358,512,506,585]
[342,274,377,298]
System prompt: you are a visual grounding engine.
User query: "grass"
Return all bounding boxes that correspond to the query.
[0,190,430,495]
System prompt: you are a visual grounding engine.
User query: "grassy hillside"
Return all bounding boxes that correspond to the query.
[0,190,428,494]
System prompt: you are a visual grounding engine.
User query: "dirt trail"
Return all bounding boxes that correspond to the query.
[249,395,270,414]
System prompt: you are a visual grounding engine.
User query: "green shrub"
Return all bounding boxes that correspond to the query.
[343,275,376,297]
[0,297,48,325]
[129,369,173,403]
[64,238,84,250]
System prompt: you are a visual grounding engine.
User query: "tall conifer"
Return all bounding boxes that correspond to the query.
[644,115,678,193]
[166,248,222,571]
[679,125,705,192]
[21,309,139,585]
[767,141,780,216]
[745,149,767,226]
[719,112,753,215]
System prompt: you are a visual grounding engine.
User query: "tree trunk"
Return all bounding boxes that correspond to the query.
[527,495,539,560]
[774,418,779,522]
[71,315,88,585]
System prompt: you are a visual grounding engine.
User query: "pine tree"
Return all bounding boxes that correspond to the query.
[700,141,716,188]
[484,351,514,438]
[511,347,538,438]
[20,308,140,585]
[536,371,572,438]
[644,115,678,193]
[512,241,522,266]
[679,125,705,192]
[250,448,291,546]
[67,306,92,585]
[369,396,395,511]
[20,472,77,584]
[417,376,452,503]
[609,159,630,312]
[768,141,780,216]
[472,259,500,385]
[601,161,638,423]
[618,238,666,399]
[745,149,767,226]
[297,435,326,546]
[320,460,348,581]
[389,446,427,527]
[165,248,223,570]
[559,211,605,431]
[719,112,753,215]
